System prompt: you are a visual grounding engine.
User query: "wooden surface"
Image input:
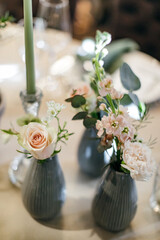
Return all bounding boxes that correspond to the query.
[0,24,160,240]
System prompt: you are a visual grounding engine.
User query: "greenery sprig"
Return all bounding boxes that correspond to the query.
[0,12,15,28]
[66,30,146,130]
[1,101,73,160]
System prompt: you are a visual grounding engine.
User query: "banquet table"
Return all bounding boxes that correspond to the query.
[0,24,160,240]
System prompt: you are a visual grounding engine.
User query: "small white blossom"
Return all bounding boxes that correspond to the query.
[47,101,65,121]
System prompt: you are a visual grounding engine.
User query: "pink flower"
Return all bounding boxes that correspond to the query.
[96,120,104,137]
[18,122,57,160]
[118,106,132,122]
[99,103,106,111]
[98,77,113,96]
[111,88,124,100]
[97,96,103,101]
[113,114,135,143]
[71,84,90,98]
[98,113,135,144]
[117,124,135,143]
[121,141,155,181]
[101,115,116,135]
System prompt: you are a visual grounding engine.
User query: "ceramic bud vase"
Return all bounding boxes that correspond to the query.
[92,165,137,232]
[22,155,66,221]
[78,128,112,178]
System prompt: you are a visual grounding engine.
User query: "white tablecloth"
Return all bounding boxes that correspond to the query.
[0,25,160,240]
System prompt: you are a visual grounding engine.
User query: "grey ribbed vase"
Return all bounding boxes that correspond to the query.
[78,128,112,178]
[92,166,137,232]
[22,155,66,221]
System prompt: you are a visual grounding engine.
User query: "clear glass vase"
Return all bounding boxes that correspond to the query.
[8,88,43,188]
[150,162,160,213]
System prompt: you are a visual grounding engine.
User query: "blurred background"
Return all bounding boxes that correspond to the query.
[0,0,160,61]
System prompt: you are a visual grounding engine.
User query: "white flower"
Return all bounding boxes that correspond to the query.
[18,122,57,160]
[46,101,65,122]
[86,95,97,113]
[121,141,155,181]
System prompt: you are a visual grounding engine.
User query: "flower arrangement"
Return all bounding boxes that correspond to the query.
[66,31,155,181]
[2,101,73,161]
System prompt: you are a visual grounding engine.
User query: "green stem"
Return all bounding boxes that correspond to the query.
[106,94,116,114]
[117,99,120,115]
[95,53,101,82]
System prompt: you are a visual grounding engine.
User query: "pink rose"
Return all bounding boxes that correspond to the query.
[18,122,57,160]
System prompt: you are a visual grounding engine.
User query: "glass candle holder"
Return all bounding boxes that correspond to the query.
[150,162,160,213]
[8,88,43,188]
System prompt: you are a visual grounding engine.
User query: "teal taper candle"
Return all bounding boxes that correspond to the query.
[23,0,36,94]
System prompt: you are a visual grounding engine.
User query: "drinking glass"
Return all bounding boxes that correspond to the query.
[37,0,72,54]
[150,162,160,213]
[17,17,51,80]
[36,0,73,97]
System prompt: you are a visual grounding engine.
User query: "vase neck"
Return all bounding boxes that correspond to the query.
[34,154,59,163]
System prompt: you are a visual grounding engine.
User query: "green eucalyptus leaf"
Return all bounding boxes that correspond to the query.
[91,111,99,119]
[128,92,140,107]
[71,95,86,108]
[72,111,88,120]
[120,94,132,106]
[90,81,99,95]
[120,63,141,91]
[83,117,97,128]
[65,97,73,102]
[103,38,139,74]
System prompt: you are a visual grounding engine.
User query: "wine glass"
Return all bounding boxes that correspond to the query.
[36,0,73,97]
[17,17,51,80]
[37,0,72,54]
